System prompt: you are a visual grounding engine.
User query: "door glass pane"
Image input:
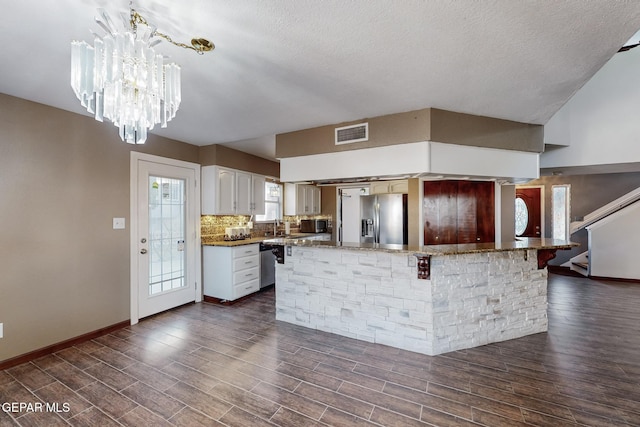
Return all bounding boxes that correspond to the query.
[149,176,186,296]
[552,185,570,240]
[515,197,529,236]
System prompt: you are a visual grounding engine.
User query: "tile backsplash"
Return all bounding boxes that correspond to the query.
[201,214,332,243]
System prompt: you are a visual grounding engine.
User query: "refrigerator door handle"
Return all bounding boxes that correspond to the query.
[375,202,380,243]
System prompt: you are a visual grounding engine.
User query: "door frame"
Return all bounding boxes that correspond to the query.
[515,184,545,237]
[130,152,201,325]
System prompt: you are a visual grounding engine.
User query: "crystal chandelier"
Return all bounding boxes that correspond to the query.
[70,2,214,144]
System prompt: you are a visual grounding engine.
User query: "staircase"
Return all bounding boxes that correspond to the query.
[564,187,640,280]
[570,186,640,234]
[563,251,589,276]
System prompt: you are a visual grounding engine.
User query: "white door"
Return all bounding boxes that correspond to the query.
[131,153,201,323]
[339,187,369,243]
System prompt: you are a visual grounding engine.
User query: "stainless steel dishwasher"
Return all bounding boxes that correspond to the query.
[259,242,276,288]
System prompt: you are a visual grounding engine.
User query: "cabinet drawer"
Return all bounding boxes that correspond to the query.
[232,245,259,258]
[233,255,259,271]
[233,279,259,300]
[233,267,259,284]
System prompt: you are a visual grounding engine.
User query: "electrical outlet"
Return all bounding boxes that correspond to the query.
[0,323,4,339]
[408,255,416,267]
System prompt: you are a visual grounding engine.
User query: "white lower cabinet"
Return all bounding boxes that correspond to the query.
[203,244,260,301]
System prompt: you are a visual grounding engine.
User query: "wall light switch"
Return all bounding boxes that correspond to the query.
[0,323,3,339]
[113,218,126,230]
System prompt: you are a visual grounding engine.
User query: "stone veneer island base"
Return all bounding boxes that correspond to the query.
[267,238,574,356]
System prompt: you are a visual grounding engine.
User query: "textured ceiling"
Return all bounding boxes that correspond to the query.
[2,1,640,161]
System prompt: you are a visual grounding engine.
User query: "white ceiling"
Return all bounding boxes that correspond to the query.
[2,1,640,161]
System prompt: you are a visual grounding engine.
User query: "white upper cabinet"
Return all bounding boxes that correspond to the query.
[310,185,321,214]
[216,167,236,214]
[251,174,266,215]
[370,179,409,194]
[235,171,252,214]
[202,166,267,215]
[285,183,321,215]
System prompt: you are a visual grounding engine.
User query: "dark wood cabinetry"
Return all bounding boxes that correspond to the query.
[423,180,495,245]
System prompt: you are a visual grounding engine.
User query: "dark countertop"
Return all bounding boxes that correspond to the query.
[261,236,578,255]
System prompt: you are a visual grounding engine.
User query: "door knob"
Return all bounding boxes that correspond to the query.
[140,249,147,254]
[141,238,147,243]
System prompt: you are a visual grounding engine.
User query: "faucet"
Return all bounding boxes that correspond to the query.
[274,219,280,236]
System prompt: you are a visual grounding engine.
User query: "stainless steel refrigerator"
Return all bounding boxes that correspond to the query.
[360,193,408,244]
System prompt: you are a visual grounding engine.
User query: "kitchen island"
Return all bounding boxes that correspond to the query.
[263,237,575,355]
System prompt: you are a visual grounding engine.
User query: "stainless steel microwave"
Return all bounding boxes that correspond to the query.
[300,219,328,233]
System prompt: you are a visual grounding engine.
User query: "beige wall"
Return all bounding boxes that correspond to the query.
[407,178,421,247]
[430,109,544,153]
[199,144,280,178]
[275,107,543,159]
[276,108,432,158]
[501,184,516,241]
[320,186,337,238]
[0,94,199,363]
[320,186,336,218]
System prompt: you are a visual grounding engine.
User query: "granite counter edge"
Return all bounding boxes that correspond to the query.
[261,237,578,256]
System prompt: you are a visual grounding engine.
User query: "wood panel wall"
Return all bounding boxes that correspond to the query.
[423,180,495,245]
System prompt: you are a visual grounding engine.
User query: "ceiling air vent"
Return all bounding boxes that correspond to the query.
[335,122,368,145]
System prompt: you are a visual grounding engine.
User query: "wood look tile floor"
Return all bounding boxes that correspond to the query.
[2,274,640,426]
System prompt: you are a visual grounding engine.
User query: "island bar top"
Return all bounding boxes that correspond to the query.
[262,236,577,256]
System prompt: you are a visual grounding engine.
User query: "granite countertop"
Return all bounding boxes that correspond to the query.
[261,236,578,255]
[203,233,323,247]
[202,236,268,247]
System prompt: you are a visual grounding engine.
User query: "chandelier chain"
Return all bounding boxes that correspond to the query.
[129,7,212,55]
